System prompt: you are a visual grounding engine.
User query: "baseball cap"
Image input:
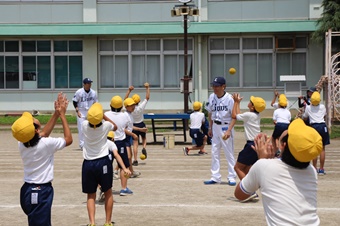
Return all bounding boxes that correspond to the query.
[311,92,321,106]
[193,101,202,111]
[11,112,35,143]
[83,78,93,84]
[250,96,266,113]
[110,96,123,109]
[288,118,322,162]
[278,94,288,107]
[308,86,316,92]
[107,131,114,139]
[124,98,135,107]
[132,94,141,104]
[211,77,226,86]
[87,103,103,126]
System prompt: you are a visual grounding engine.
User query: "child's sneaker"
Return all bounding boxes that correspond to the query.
[318,168,326,175]
[142,148,147,158]
[182,147,189,155]
[120,187,133,196]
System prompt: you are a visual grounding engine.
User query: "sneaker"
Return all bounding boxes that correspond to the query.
[120,187,133,196]
[132,160,138,166]
[98,191,105,202]
[103,222,115,226]
[182,147,189,156]
[87,224,96,226]
[240,193,258,203]
[198,151,208,155]
[318,168,326,175]
[142,148,147,158]
[204,180,219,185]
[130,171,141,178]
[227,180,236,186]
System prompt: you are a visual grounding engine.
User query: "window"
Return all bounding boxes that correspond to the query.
[0,40,83,90]
[209,36,307,88]
[99,38,193,89]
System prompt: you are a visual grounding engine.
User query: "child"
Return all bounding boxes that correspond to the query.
[124,83,150,165]
[183,101,207,155]
[302,91,330,175]
[232,93,266,202]
[104,96,134,196]
[271,94,291,156]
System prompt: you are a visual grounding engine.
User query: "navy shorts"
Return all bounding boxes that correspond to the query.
[82,155,113,194]
[125,135,132,147]
[115,139,130,169]
[311,123,330,146]
[20,182,53,226]
[272,123,290,139]
[133,122,146,138]
[189,128,205,146]
[237,141,258,166]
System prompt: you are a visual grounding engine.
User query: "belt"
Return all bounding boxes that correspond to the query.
[214,120,228,125]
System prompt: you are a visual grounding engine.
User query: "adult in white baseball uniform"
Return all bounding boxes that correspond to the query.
[73,78,98,149]
[204,77,237,185]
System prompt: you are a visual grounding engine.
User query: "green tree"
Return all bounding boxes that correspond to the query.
[312,0,340,46]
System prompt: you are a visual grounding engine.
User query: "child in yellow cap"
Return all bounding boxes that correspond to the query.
[232,93,266,202]
[302,91,330,175]
[182,101,208,155]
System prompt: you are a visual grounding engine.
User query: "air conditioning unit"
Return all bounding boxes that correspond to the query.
[275,36,296,51]
[280,75,306,97]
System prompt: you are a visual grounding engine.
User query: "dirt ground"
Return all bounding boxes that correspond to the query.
[0,129,339,226]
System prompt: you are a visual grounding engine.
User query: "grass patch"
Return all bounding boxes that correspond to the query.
[0,114,77,125]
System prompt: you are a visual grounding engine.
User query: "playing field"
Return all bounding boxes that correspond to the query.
[0,130,339,226]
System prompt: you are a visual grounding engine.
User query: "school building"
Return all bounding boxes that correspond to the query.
[0,0,324,116]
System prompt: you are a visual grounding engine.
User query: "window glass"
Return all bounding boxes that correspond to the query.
[115,40,128,51]
[259,38,273,49]
[295,37,307,48]
[164,39,177,51]
[243,38,257,50]
[132,40,145,51]
[164,55,179,88]
[147,40,160,51]
[37,41,51,52]
[54,41,68,52]
[243,54,257,87]
[210,54,224,84]
[5,41,19,52]
[69,41,82,51]
[276,53,290,86]
[225,54,239,87]
[132,55,145,86]
[100,40,113,51]
[115,56,128,88]
[225,38,239,50]
[23,56,36,81]
[6,56,19,88]
[147,55,160,87]
[37,56,51,88]
[179,39,192,51]
[210,39,224,50]
[23,41,36,52]
[0,56,4,88]
[0,41,3,52]
[258,53,272,86]
[69,56,82,88]
[55,56,68,88]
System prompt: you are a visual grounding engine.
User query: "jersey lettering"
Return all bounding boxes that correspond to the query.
[212,104,228,112]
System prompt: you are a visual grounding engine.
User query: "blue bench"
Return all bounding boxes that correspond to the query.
[143,113,190,143]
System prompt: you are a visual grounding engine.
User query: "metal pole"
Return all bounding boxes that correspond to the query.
[183,12,189,114]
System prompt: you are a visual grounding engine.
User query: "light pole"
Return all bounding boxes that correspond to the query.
[171,0,199,114]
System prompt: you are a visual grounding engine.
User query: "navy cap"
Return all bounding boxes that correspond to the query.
[308,87,316,92]
[83,78,93,84]
[211,77,226,86]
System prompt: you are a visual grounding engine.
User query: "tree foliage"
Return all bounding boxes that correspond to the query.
[312,0,340,45]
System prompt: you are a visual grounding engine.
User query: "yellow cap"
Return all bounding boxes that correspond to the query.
[88,103,103,126]
[132,94,141,104]
[311,92,321,106]
[110,96,123,109]
[107,131,114,139]
[193,101,202,111]
[250,96,266,113]
[278,94,288,107]
[11,112,35,143]
[124,98,135,107]
[288,118,323,162]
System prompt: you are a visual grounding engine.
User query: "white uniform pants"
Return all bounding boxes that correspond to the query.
[77,110,87,148]
[210,123,236,183]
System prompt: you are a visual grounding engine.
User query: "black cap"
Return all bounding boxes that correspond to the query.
[83,78,93,84]
[211,77,226,86]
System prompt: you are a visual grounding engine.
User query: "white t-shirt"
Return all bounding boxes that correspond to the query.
[132,99,148,123]
[273,108,291,124]
[190,111,205,129]
[82,121,114,160]
[104,111,130,141]
[125,111,134,132]
[19,137,66,184]
[206,92,234,123]
[303,104,326,124]
[240,159,319,226]
[236,111,260,141]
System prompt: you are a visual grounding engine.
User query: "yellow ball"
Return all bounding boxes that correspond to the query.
[124,173,130,178]
[229,67,236,75]
[140,154,146,160]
